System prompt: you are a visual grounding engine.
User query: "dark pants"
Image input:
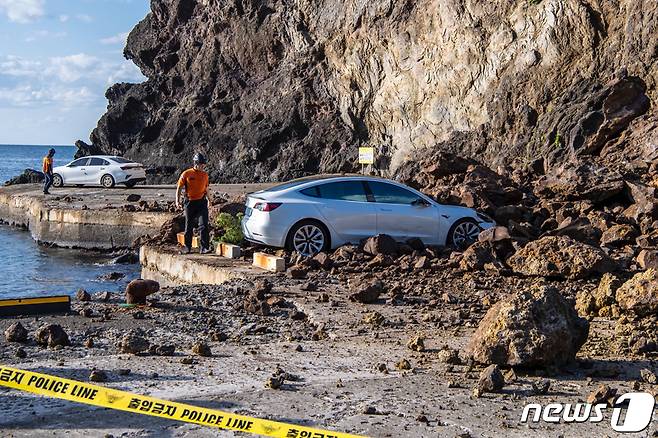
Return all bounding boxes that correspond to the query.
[184,198,210,250]
[43,172,53,194]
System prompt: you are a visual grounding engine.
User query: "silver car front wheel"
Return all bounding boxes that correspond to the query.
[291,223,326,257]
[450,219,481,248]
[101,174,115,188]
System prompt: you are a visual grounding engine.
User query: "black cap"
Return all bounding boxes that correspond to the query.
[193,153,207,165]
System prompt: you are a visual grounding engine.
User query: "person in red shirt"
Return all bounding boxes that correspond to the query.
[42,148,55,194]
[175,153,212,254]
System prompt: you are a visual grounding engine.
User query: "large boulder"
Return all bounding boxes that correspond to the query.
[4,322,28,343]
[125,279,160,304]
[35,324,70,348]
[4,169,44,186]
[600,224,638,246]
[363,234,398,256]
[616,269,658,316]
[507,236,614,279]
[467,285,589,367]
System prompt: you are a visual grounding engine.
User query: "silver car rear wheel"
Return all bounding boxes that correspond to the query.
[450,219,481,248]
[292,224,325,257]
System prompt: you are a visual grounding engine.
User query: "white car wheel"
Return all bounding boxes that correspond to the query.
[101,174,115,188]
[52,174,63,187]
[450,219,481,248]
[290,222,327,257]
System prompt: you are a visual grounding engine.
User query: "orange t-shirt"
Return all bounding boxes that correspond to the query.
[177,168,209,201]
[42,157,53,173]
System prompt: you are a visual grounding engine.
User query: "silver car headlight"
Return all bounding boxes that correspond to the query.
[476,212,495,223]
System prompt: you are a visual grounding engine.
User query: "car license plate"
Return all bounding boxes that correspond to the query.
[245,207,252,218]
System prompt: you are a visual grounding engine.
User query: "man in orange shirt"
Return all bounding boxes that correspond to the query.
[175,153,212,254]
[42,148,55,194]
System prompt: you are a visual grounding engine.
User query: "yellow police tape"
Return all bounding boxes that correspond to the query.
[0,365,366,438]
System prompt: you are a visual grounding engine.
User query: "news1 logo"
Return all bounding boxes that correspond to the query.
[521,392,656,432]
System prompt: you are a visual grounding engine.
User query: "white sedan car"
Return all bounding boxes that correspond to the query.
[242,175,496,256]
[52,155,146,188]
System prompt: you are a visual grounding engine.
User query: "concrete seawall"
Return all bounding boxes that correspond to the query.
[140,245,269,286]
[0,185,176,249]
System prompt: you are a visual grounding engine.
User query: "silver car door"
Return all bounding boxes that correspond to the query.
[366,181,439,244]
[312,181,377,244]
[65,158,90,183]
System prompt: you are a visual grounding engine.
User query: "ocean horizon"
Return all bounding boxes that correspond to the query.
[0,144,77,184]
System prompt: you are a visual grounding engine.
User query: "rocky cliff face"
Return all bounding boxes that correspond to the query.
[83,0,657,182]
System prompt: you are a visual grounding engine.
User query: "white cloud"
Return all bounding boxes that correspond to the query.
[0,0,45,23]
[75,13,93,23]
[0,56,42,77]
[25,29,67,42]
[106,61,144,84]
[58,14,69,22]
[48,53,99,82]
[100,32,129,45]
[0,84,96,107]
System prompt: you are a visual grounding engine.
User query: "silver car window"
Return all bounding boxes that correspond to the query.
[315,181,368,202]
[89,158,109,166]
[69,158,89,167]
[368,181,420,205]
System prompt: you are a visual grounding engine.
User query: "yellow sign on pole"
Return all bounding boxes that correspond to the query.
[358,147,374,165]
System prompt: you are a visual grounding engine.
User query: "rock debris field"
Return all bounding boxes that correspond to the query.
[1,154,657,437]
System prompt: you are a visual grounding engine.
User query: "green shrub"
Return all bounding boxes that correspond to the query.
[214,212,244,245]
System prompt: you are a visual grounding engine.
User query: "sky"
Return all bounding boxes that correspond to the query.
[0,0,150,145]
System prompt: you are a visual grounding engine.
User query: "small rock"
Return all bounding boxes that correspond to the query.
[118,333,149,354]
[531,379,551,395]
[587,384,616,405]
[35,324,70,348]
[287,265,307,279]
[76,288,91,302]
[151,344,175,356]
[475,364,505,396]
[180,357,195,365]
[300,281,318,292]
[437,347,461,364]
[132,311,145,320]
[112,252,139,264]
[95,291,112,302]
[395,358,412,370]
[374,363,388,373]
[98,272,125,282]
[84,338,94,348]
[89,370,108,382]
[191,341,212,357]
[117,369,131,376]
[266,375,284,389]
[210,331,228,342]
[79,308,93,318]
[5,322,28,343]
[363,311,385,326]
[126,194,141,202]
[640,368,657,385]
[312,252,333,270]
[349,279,384,304]
[407,335,425,352]
[15,347,27,358]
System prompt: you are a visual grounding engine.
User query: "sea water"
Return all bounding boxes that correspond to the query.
[0,144,140,298]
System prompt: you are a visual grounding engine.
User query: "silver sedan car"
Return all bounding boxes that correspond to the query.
[242,175,496,256]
